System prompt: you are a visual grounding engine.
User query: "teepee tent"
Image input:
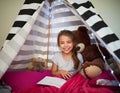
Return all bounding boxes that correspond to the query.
[0,0,120,83]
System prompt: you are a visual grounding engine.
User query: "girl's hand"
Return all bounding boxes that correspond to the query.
[59,70,72,80]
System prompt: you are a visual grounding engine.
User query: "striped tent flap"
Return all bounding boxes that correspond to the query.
[4,0,44,46]
[69,0,120,63]
[0,0,44,78]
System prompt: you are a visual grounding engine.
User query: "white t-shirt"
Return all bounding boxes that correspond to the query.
[51,52,83,74]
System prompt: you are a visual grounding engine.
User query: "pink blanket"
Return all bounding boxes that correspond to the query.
[16,74,115,93]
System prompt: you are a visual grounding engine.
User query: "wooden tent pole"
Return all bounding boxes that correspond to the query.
[46,1,52,68]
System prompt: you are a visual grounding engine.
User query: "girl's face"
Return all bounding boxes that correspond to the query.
[59,35,74,54]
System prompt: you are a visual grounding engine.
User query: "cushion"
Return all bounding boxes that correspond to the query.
[2,70,51,92]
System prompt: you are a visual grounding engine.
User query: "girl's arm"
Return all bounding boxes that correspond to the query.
[51,62,60,76]
[51,62,72,79]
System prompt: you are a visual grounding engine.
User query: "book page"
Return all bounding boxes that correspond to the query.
[37,76,67,88]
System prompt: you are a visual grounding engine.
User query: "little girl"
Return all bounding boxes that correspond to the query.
[51,30,83,80]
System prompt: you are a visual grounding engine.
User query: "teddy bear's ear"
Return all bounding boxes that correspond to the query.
[76,43,85,52]
[78,26,88,32]
[74,26,91,46]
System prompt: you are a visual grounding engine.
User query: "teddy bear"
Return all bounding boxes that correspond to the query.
[73,26,111,79]
[27,57,47,72]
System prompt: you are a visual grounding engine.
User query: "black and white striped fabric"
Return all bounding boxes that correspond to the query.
[4,0,44,46]
[68,0,120,62]
[0,0,44,78]
[0,0,120,79]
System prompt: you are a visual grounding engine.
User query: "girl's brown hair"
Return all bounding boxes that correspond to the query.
[57,30,80,69]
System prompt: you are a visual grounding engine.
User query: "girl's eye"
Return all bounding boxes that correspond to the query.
[67,41,72,44]
[60,41,64,44]
[60,41,72,44]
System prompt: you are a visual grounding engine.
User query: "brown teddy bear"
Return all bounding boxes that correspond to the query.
[27,57,47,72]
[73,26,110,79]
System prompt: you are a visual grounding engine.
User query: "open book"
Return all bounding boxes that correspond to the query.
[37,76,67,88]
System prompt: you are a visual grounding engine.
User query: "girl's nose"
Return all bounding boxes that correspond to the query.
[64,43,68,47]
